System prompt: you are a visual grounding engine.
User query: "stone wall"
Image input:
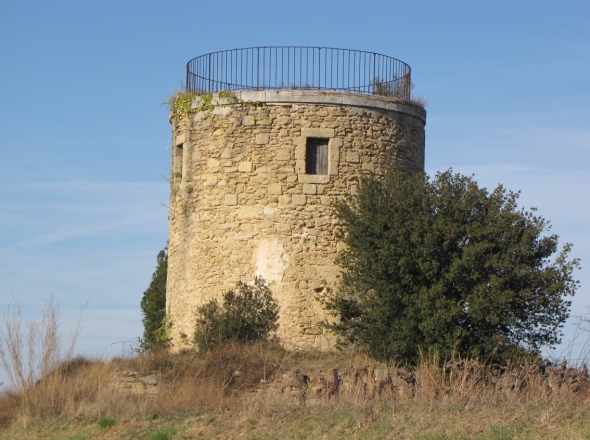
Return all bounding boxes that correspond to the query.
[113,362,413,403]
[167,90,426,350]
[250,363,414,406]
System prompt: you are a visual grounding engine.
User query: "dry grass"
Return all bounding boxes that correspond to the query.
[409,95,428,107]
[2,300,590,438]
[0,341,292,429]
[110,342,289,416]
[2,343,590,439]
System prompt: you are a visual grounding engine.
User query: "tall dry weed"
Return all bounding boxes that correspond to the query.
[0,297,84,424]
[409,353,590,412]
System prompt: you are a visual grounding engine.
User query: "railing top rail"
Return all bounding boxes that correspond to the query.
[188,46,401,59]
[186,46,412,101]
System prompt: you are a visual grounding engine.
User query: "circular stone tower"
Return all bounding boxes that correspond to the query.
[167,47,426,350]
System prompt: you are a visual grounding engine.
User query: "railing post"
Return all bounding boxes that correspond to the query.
[372,53,376,94]
[317,47,321,90]
[207,54,212,93]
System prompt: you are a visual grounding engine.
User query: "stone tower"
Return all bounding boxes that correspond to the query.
[166,47,426,350]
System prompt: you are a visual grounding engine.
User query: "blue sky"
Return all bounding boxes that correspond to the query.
[1,0,589,377]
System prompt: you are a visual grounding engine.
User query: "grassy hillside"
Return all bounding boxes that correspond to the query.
[1,342,590,439]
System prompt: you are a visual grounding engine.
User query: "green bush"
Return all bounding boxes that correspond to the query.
[194,278,279,352]
[324,168,579,365]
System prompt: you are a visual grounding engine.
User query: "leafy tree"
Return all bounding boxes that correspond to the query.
[140,248,169,350]
[324,169,580,365]
[194,277,279,352]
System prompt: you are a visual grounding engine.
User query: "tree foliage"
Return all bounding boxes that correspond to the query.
[194,278,279,352]
[324,169,580,364]
[140,248,169,350]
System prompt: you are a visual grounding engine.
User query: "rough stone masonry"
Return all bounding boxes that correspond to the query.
[167,89,426,350]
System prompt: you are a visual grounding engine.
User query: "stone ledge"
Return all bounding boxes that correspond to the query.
[187,90,427,124]
[234,90,427,124]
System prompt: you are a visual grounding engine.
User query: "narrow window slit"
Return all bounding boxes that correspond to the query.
[173,144,184,182]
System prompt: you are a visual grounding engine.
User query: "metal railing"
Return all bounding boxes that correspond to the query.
[186,47,412,101]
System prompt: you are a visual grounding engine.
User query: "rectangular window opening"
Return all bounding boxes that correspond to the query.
[173,144,184,181]
[306,138,329,175]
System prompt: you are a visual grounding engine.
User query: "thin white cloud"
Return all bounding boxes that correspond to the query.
[0,180,168,248]
[18,215,153,248]
[0,181,167,193]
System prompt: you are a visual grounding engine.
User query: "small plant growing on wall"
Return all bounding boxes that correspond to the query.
[164,89,266,124]
[194,278,279,352]
[163,90,199,122]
